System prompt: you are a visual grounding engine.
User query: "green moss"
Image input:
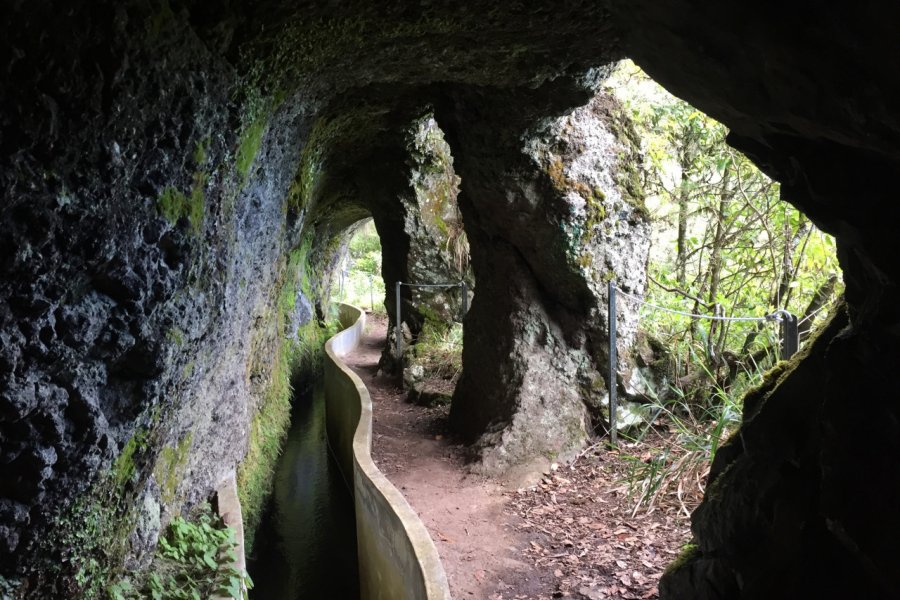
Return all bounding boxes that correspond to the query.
[156,173,206,235]
[112,430,148,490]
[181,360,194,381]
[154,433,194,506]
[237,336,295,553]
[614,158,649,220]
[146,0,174,40]
[167,327,185,347]
[544,156,610,252]
[581,186,608,245]
[236,116,267,184]
[546,157,568,194]
[278,247,305,315]
[604,101,651,220]
[237,235,333,551]
[157,187,187,225]
[193,137,210,167]
[285,177,304,214]
[740,343,807,420]
[664,543,699,577]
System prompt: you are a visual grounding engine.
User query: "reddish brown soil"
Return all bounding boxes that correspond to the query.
[343,314,691,600]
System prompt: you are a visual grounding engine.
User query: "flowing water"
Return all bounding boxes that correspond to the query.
[247,384,360,599]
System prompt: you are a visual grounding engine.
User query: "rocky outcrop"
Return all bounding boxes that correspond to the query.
[0,2,335,587]
[436,85,650,472]
[376,113,473,373]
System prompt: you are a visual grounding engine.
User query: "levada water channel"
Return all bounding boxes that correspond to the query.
[247,382,360,599]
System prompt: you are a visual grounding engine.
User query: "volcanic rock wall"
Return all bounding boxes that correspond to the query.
[2,2,898,599]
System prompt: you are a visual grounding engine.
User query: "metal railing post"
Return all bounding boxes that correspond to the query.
[608,280,617,447]
[782,311,799,359]
[395,281,402,362]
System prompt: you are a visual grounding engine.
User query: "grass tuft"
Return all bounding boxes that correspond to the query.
[619,359,750,518]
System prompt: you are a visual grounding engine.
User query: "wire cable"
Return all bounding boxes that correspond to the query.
[400,282,463,289]
[614,286,784,323]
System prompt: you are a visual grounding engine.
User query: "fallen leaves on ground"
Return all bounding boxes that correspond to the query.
[504,439,692,600]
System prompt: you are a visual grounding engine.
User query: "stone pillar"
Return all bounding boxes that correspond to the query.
[357,116,472,373]
[436,79,651,473]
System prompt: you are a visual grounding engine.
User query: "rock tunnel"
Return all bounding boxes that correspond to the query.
[2,2,899,598]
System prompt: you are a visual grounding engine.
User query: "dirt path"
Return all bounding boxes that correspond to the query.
[343,314,691,600]
[344,315,536,598]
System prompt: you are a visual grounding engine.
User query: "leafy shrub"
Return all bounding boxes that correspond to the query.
[111,506,252,600]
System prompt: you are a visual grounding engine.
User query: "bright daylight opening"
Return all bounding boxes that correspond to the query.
[603,61,842,515]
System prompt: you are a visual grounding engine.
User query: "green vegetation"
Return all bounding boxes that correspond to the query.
[620,363,744,516]
[167,327,185,347]
[111,505,252,600]
[193,138,210,167]
[157,171,206,235]
[290,108,381,215]
[238,322,296,552]
[238,233,338,550]
[39,425,245,599]
[32,433,153,598]
[665,543,699,576]
[334,220,386,313]
[410,318,463,382]
[604,62,843,514]
[408,114,471,276]
[53,494,128,598]
[236,116,267,184]
[608,61,841,404]
[112,429,149,490]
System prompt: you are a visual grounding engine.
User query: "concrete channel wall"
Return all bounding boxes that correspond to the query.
[214,472,246,600]
[324,303,452,600]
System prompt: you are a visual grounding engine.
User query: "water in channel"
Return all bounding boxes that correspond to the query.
[247,383,360,599]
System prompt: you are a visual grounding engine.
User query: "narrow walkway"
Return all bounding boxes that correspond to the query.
[343,315,538,598]
[343,314,691,600]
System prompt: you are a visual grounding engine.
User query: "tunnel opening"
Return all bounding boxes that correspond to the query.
[2,4,899,599]
[596,61,845,517]
[332,219,385,313]
[243,108,477,591]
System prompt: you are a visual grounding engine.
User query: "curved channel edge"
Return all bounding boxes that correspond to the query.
[324,303,452,600]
